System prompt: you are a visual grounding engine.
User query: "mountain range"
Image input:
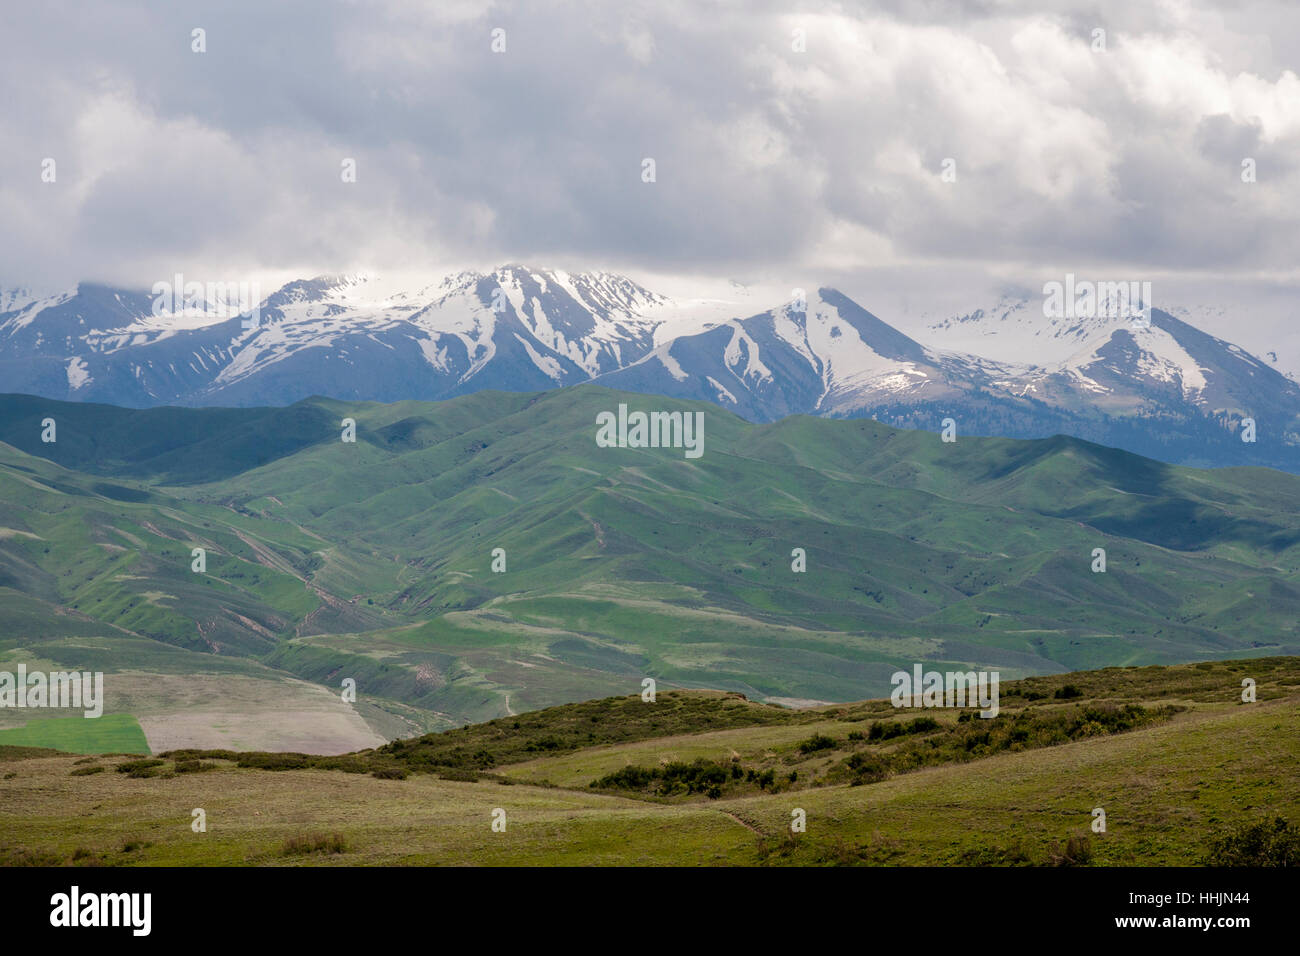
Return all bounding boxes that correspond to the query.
[2,265,1298,471]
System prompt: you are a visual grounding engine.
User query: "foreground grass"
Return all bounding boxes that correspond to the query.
[0,695,1292,866]
[164,656,1300,794]
[0,658,1294,866]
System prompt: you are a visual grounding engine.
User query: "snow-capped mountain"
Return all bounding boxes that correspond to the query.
[595,288,965,421]
[2,269,1298,472]
[922,294,1298,423]
[597,287,1300,470]
[0,267,688,408]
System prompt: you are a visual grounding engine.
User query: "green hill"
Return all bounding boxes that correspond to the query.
[2,386,1298,743]
[1,658,1295,866]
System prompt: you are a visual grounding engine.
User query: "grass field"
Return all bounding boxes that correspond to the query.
[0,714,149,755]
[0,657,1294,866]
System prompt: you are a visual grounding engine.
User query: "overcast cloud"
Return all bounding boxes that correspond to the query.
[1,0,1298,321]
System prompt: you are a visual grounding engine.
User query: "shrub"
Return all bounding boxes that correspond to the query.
[1203,817,1300,867]
[1054,684,1084,700]
[70,765,104,776]
[281,833,349,856]
[115,758,164,774]
[310,756,371,774]
[173,760,217,774]
[867,717,938,742]
[524,736,564,753]
[116,758,165,778]
[0,847,64,866]
[661,760,732,796]
[438,768,480,782]
[844,752,888,785]
[1046,834,1093,866]
[590,766,656,790]
[162,748,239,762]
[797,734,837,754]
[591,759,758,797]
[235,753,310,771]
[957,843,1032,866]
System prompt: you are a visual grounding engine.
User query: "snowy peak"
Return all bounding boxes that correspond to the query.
[1056,316,1209,401]
[925,294,1146,370]
[437,265,673,378]
[202,265,684,399]
[922,297,1273,412]
[0,286,50,316]
[493,265,670,320]
[747,288,938,406]
[1,269,1298,471]
[595,287,951,421]
[815,288,930,366]
[0,283,157,356]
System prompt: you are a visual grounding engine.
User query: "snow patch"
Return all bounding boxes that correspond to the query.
[657,344,689,382]
[514,333,565,382]
[416,335,451,371]
[723,322,773,383]
[706,375,737,404]
[66,356,91,390]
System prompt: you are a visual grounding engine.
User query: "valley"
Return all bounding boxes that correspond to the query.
[1,386,1297,751]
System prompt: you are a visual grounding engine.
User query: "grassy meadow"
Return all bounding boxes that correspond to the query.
[0,658,1295,866]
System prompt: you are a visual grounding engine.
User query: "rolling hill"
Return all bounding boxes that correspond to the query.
[1,386,1298,749]
[1,657,1295,866]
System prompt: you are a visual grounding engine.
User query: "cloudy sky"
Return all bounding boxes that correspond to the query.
[2,0,1298,352]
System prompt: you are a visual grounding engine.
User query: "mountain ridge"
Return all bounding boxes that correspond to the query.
[2,267,1297,472]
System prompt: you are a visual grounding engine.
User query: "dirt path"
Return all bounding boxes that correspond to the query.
[577,510,606,549]
[233,529,301,579]
[140,520,181,542]
[233,528,350,617]
[717,809,763,835]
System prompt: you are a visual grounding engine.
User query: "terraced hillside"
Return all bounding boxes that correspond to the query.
[1,387,1298,748]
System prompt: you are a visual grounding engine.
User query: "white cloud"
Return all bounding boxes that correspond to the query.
[0,0,1296,302]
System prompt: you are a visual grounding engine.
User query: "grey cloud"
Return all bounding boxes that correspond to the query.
[0,0,1298,288]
